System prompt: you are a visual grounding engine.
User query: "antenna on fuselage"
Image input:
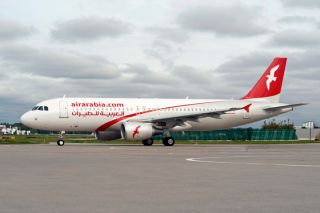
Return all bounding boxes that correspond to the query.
[63,94,66,99]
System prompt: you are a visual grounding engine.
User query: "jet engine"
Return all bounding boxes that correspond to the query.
[121,122,160,140]
[96,130,122,140]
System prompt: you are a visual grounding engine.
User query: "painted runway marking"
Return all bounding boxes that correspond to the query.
[186,156,320,168]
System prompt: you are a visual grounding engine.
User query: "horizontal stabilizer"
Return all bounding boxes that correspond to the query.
[263,103,307,112]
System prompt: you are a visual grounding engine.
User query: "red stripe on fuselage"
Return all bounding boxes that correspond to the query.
[95,101,220,132]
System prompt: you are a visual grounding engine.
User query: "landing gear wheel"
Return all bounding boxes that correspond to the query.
[163,137,175,146]
[142,138,154,146]
[57,139,65,146]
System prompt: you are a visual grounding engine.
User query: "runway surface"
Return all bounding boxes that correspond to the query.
[1,143,320,213]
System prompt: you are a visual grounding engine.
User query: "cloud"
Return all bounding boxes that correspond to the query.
[0,44,120,79]
[281,0,320,8]
[0,97,32,123]
[266,30,320,48]
[278,15,317,24]
[51,16,132,42]
[0,19,35,40]
[215,52,275,91]
[284,50,320,79]
[144,40,182,67]
[172,65,212,84]
[144,27,189,68]
[146,27,189,43]
[122,63,176,85]
[177,5,269,37]
[216,52,274,75]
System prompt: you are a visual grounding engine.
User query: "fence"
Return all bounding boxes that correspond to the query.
[154,129,297,140]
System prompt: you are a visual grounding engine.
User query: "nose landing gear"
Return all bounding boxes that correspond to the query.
[57,131,65,146]
[57,139,65,146]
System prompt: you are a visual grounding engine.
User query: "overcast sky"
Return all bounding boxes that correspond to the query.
[0,0,319,126]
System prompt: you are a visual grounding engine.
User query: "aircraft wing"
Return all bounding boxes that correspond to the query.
[263,103,307,112]
[135,104,251,125]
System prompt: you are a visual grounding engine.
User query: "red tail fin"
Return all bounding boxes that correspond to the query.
[241,57,287,102]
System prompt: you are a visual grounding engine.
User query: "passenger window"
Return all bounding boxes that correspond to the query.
[44,106,48,111]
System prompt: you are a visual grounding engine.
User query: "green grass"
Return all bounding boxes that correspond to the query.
[0,135,96,144]
[0,134,318,145]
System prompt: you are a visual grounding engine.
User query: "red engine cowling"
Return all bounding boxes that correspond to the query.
[96,130,122,140]
[121,122,155,140]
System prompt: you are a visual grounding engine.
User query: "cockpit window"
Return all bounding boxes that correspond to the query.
[31,106,48,111]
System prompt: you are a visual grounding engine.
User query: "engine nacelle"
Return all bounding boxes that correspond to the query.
[96,130,122,140]
[121,122,156,140]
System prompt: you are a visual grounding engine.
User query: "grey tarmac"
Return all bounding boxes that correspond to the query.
[1,143,320,213]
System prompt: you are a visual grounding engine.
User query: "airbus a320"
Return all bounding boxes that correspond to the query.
[20,57,305,146]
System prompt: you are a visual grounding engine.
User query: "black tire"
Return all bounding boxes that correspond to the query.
[142,138,154,146]
[57,139,65,146]
[163,137,175,146]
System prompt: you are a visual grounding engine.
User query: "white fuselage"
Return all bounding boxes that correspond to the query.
[20,97,291,132]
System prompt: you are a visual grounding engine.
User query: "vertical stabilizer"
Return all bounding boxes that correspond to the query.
[241,57,287,103]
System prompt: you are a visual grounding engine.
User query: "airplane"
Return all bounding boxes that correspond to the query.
[20,57,305,146]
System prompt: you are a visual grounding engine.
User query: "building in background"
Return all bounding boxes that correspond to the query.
[295,121,320,140]
[0,124,30,135]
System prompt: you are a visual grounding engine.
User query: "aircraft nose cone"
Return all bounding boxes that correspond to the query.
[20,112,32,127]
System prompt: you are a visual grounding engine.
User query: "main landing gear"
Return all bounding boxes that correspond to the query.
[162,137,175,146]
[141,137,175,146]
[57,131,65,146]
[142,138,154,146]
[162,130,175,146]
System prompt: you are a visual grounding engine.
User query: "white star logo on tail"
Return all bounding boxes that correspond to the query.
[266,65,279,90]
